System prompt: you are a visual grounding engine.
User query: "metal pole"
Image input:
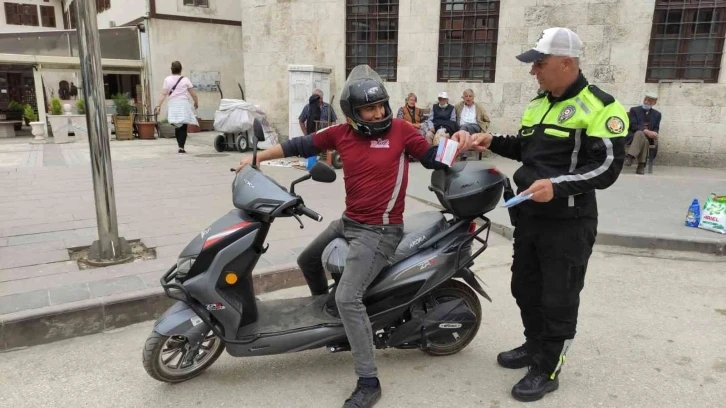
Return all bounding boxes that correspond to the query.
[73,0,130,264]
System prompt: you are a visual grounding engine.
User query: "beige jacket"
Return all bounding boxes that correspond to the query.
[455,102,491,132]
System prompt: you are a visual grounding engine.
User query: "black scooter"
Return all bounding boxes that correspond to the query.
[142,118,507,383]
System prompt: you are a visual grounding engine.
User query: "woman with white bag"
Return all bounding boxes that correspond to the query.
[154,61,199,153]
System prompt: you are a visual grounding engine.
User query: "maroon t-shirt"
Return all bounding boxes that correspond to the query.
[313,119,431,225]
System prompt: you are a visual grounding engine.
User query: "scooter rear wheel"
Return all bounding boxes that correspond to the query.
[142,330,225,383]
[422,279,482,356]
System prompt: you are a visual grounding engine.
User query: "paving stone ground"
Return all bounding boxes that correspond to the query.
[0,133,471,318]
[1,132,724,320]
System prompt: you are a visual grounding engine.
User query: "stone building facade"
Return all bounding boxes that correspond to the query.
[241,0,726,168]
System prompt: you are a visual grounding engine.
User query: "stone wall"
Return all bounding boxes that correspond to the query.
[148,18,244,121]
[240,0,726,167]
[240,0,346,137]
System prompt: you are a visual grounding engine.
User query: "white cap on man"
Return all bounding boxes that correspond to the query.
[438,91,449,99]
[516,27,583,62]
[645,91,659,99]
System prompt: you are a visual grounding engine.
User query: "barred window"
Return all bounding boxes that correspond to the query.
[40,5,56,28]
[4,3,21,25]
[345,0,399,81]
[4,4,40,26]
[438,0,500,82]
[21,4,39,26]
[647,0,726,82]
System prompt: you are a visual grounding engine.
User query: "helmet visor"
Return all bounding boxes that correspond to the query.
[341,64,385,103]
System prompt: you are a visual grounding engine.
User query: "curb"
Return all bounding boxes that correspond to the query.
[408,194,726,256]
[0,263,307,352]
[490,221,725,256]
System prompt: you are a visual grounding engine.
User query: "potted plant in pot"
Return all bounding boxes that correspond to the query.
[68,98,87,139]
[136,112,157,140]
[47,97,72,143]
[112,93,134,140]
[25,104,46,143]
[8,101,25,130]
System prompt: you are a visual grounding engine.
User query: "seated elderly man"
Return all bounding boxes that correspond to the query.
[625,92,661,175]
[298,89,338,136]
[455,89,491,134]
[425,91,457,145]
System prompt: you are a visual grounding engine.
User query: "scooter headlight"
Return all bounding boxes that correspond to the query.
[176,257,196,279]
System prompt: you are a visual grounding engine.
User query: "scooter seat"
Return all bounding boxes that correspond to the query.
[322,211,447,276]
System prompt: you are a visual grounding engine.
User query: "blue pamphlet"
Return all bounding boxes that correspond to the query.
[502,193,533,208]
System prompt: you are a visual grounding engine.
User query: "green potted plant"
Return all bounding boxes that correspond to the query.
[47,97,71,143]
[76,98,86,114]
[24,104,46,143]
[69,98,87,138]
[8,101,25,130]
[137,108,157,140]
[112,93,134,140]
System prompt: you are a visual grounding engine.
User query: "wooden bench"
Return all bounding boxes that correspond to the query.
[0,121,22,138]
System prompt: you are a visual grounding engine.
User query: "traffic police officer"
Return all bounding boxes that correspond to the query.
[470,28,627,402]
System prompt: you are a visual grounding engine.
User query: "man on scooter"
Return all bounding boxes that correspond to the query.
[236,65,473,407]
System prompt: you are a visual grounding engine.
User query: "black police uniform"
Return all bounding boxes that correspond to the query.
[490,72,627,378]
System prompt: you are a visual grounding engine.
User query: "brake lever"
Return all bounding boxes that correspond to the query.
[293,214,304,229]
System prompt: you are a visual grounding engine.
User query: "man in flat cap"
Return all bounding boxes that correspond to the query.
[625,92,661,174]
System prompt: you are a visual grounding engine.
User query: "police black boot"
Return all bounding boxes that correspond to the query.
[511,366,559,402]
[497,344,534,369]
[343,377,381,408]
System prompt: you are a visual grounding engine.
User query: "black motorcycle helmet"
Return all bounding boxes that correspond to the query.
[340,65,393,138]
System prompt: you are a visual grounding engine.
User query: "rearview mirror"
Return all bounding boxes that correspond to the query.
[253,117,265,142]
[309,161,337,183]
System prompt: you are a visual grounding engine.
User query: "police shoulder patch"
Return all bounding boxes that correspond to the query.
[557,105,576,123]
[588,85,615,107]
[605,116,625,134]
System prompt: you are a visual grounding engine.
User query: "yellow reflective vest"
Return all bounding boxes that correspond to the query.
[490,73,627,219]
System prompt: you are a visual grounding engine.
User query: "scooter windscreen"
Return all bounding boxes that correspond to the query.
[232,165,298,217]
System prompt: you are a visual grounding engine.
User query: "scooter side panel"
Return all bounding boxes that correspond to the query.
[366,227,469,301]
[225,326,348,357]
[180,209,255,258]
[184,230,259,339]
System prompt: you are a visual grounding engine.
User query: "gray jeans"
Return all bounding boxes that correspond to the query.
[459,123,481,134]
[297,215,403,377]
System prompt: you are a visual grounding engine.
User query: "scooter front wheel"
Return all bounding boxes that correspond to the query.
[142,330,225,383]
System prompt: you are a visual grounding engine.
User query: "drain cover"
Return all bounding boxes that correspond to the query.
[195,153,229,158]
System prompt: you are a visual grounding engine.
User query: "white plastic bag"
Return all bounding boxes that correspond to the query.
[213,99,280,148]
[213,99,265,133]
[698,193,726,234]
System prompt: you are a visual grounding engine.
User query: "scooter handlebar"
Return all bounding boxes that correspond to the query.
[297,205,323,222]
